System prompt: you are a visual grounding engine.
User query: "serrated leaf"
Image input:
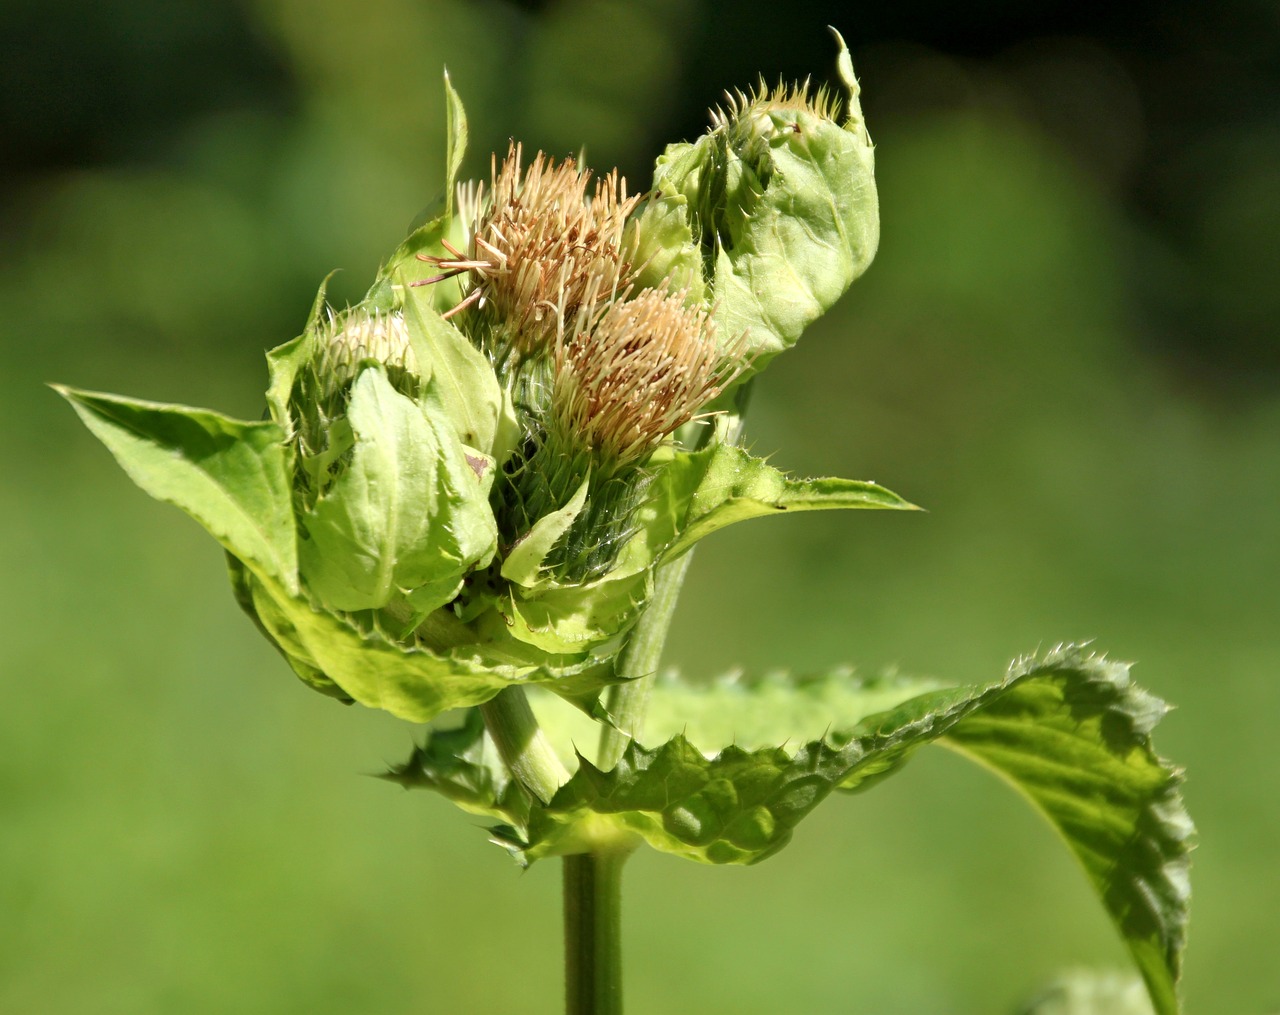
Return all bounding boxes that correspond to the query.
[384,709,532,827]
[501,646,1191,1015]
[57,387,298,590]
[936,660,1192,1015]
[642,669,950,755]
[618,442,917,574]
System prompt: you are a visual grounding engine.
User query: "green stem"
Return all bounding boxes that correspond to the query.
[479,686,570,804]
[597,550,695,771]
[564,849,628,1015]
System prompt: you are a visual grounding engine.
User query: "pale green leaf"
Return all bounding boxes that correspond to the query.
[298,368,496,612]
[57,387,298,591]
[506,570,650,655]
[643,669,950,755]
[401,278,516,460]
[246,570,521,722]
[226,552,349,701]
[264,276,329,429]
[623,192,706,303]
[618,443,917,573]
[442,69,468,220]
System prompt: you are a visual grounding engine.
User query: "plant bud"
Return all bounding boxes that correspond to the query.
[285,307,498,616]
[645,30,878,377]
[417,143,641,362]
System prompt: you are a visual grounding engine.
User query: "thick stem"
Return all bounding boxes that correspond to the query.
[597,550,694,771]
[480,686,571,804]
[563,849,628,1015]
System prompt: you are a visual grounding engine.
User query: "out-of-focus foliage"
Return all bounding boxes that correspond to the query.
[2,1,1276,1013]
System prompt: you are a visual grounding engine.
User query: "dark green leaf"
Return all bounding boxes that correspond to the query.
[499,647,1191,1014]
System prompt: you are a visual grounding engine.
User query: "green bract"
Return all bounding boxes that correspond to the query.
[642,29,879,378]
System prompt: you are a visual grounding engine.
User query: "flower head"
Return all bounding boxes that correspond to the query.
[320,309,416,389]
[551,285,744,475]
[418,143,641,360]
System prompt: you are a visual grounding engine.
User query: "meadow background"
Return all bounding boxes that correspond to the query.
[3,1,1277,1011]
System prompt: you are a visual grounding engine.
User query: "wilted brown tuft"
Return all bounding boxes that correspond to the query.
[417,142,641,359]
[551,286,745,473]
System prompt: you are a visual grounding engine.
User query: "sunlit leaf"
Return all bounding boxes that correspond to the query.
[56,387,298,590]
[297,368,497,612]
[618,442,917,573]
[495,646,1191,1015]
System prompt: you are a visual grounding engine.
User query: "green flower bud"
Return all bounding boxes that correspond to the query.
[493,282,744,585]
[645,29,879,377]
[287,307,498,617]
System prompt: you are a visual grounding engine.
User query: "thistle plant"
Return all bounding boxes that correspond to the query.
[58,32,1193,1015]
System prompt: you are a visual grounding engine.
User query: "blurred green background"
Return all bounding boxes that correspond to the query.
[3,1,1277,1011]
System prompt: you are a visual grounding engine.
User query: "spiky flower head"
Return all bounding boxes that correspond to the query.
[551,285,744,476]
[287,308,419,508]
[320,309,417,389]
[711,76,844,137]
[418,142,641,361]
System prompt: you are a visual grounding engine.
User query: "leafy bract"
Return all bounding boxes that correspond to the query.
[442,69,467,221]
[623,192,706,303]
[481,445,911,659]
[243,569,524,720]
[483,647,1190,1015]
[619,442,917,573]
[57,385,593,723]
[385,709,532,827]
[400,280,518,461]
[56,387,299,592]
[265,277,328,429]
[501,475,591,589]
[369,72,472,312]
[298,368,497,613]
[649,30,878,379]
[506,571,650,656]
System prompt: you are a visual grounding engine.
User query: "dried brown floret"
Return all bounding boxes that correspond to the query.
[551,285,746,474]
[416,142,642,360]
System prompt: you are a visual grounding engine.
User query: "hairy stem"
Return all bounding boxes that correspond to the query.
[564,849,628,1015]
[597,550,694,770]
[480,686,571,804]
